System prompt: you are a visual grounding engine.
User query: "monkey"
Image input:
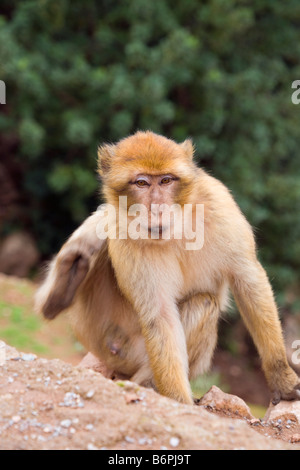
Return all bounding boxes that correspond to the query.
[36,210,219,389]
[35,131,300,405]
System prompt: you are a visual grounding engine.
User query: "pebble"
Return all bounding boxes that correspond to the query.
[125,393,141,404]
[169,437,180,447]
[125,436,135,443]
[86,390,95,399]
[249,419,260,426]
[87,443,99,450]
[138,437,152,445]
[12,415,21,423]
[21,353,36,362]
[60,419,72,429]
[85,424,94,431]
[59,392,84,408]
[43,426,52,433]
[138,437,147,445]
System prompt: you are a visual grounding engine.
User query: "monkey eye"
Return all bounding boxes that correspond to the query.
[135,179,149,187]
[160,176,173,185]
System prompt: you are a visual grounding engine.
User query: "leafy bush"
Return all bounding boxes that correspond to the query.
[0,0,300,305]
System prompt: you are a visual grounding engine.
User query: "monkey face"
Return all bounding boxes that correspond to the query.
[97,131,198,241]
[126,173,181,238]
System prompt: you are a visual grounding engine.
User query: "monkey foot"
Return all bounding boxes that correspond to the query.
[271,383,300,405]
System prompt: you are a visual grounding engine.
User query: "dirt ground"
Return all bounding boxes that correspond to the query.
[1,273,300,449]
[0,342,299,451]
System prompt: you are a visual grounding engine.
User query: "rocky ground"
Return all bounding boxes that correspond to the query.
[0,342,299,450]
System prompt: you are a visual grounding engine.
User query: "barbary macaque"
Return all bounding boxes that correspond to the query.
[35,131,300,405]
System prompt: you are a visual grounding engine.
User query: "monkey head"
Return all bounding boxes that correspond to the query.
[97,131,198,240]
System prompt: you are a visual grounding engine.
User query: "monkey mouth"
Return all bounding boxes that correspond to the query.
[148,225,169,238]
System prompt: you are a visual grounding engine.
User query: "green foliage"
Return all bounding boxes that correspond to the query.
[0,0,300,305]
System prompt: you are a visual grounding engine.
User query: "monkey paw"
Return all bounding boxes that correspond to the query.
[271,383,300,405]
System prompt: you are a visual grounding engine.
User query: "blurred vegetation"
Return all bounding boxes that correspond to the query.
[0,275,83,360]
[0,0,300,307]
[0,300,47,353]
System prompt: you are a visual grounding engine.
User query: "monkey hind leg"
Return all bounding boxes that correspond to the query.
[179,293,220,380]
[130,364,154,389]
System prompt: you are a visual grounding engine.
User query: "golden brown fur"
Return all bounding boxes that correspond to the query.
[36,131,300,405]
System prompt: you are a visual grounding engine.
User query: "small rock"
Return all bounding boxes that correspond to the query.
[85,424,94,431]
[21,353,37,362]
[198,385,255,420]
[125,436,135,443]
[60,419,72,429]
[87,443,99,450]
[43,426,52,433]
[59,392,84,408]
[125,393,141,404]
[86,390,95,399]
[11,415,21,423]
[264,401,300,424]
[249,419,261,426]
[138,437,147,445]
[169,437,180,447]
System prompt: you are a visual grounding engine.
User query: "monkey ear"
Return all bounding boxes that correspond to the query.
[180,139,194,160]
[97,144,116,176]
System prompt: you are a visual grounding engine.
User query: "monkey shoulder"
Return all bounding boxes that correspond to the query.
[197,171,256,255]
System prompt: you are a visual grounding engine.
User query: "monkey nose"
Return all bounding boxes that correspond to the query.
[150,206,160,216]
